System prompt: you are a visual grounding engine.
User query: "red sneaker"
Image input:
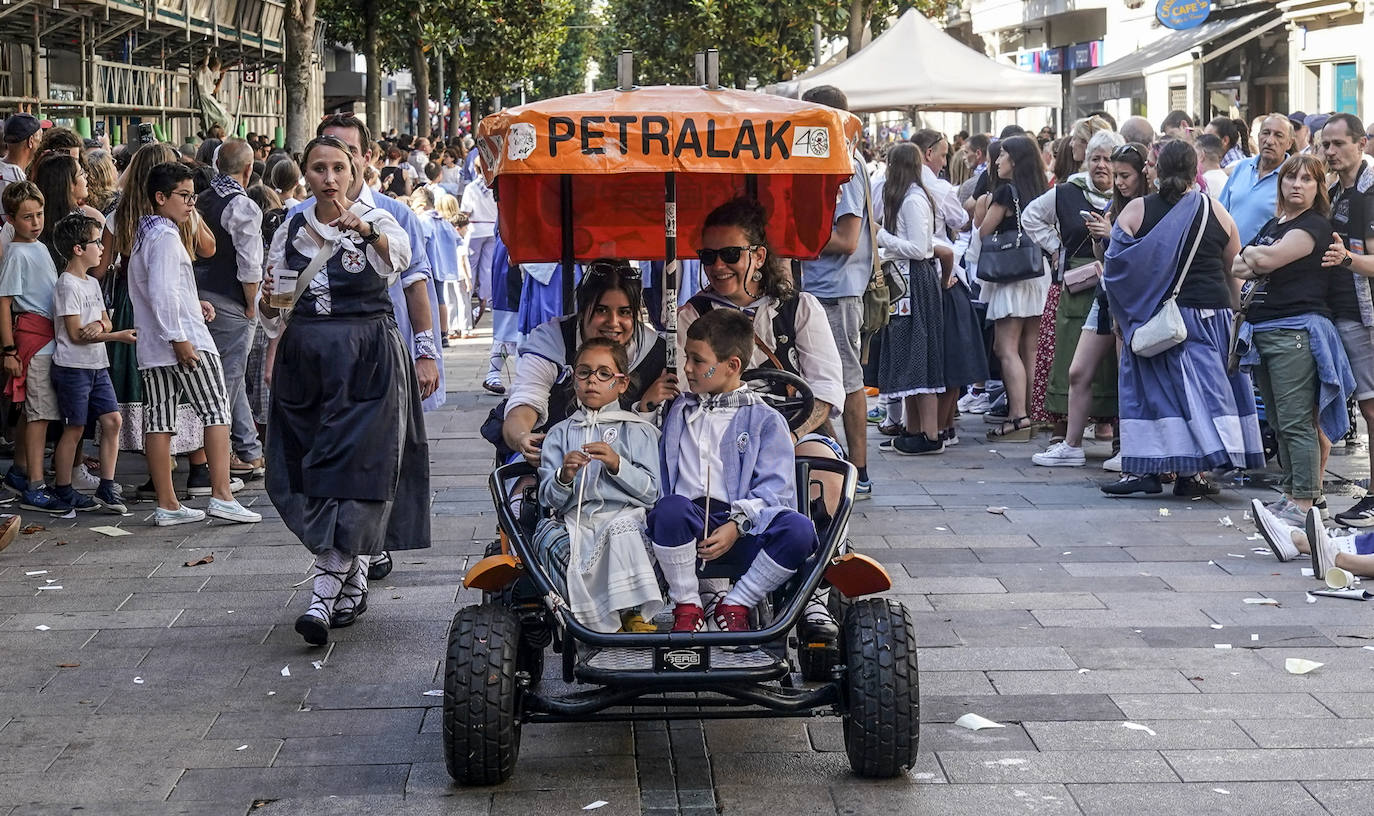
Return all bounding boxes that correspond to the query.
[671,603,705,633]
[713,602,752,633]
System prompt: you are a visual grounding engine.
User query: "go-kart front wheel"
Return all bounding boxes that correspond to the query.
[443,604,523,785]
[840,598,919,778]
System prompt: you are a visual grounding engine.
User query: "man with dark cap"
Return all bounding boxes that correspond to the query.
[1289,111,1310,153]
[0,113,47,198]
[1304,113,1331,154]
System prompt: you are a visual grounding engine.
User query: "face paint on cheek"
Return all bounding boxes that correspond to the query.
[704,365,718,379]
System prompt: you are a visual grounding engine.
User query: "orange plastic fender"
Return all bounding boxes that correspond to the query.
[462,553,525,591]
[825,552,892,597]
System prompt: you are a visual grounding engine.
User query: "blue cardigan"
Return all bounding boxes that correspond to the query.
[659,395,797,534]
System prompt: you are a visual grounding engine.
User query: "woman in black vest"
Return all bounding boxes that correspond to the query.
[1023,128,1122,445]
[260,135,430,646]
[500,262,672,467]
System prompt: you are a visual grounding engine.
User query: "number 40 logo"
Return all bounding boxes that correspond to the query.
[792,127,830,158]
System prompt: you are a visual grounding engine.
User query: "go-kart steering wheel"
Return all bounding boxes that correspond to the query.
[742,367,815,432]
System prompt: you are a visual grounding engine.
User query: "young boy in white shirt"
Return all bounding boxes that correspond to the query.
[49,213,136,513]
[127,161,260,527]
[0,181,67,513]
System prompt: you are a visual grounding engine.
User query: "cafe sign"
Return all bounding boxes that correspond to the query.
[1157,0,1211,30]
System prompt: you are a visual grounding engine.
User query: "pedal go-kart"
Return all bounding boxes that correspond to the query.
[445,368,919,784]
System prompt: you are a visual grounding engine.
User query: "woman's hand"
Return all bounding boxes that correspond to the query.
[698,520,740,561]
[637,370,679,411]
[558,449,589,484]
[331,206,371,238]
[580,441,620,475]
[1084,211,1112,239]
[516,431,546,466]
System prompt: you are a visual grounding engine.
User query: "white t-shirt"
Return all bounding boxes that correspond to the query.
[53,272,108,369]
[0,160,25,202]
[0,240,57,355]
[1203,168,1229,200]
[461,178,498,238]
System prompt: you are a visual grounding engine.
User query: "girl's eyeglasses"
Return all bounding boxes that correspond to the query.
[573,366,626,383]
[695,245,758,265]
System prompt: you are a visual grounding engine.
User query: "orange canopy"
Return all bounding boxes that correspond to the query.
[476,86,862,264]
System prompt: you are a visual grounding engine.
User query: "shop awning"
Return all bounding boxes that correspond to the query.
[1075,10,1280,86]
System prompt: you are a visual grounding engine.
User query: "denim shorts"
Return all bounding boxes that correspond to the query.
[50,364,118,427]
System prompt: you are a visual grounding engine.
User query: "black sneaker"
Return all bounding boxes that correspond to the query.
[1101,474,1163,496]
[892,432,944,456]
[1335,496,1374,528]
[1173,475,1220,497]
[186,464,211,497]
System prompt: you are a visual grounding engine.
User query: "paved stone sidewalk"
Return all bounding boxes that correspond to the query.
[2,334,1372,815]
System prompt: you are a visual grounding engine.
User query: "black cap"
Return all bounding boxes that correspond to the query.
[3,113,46,144]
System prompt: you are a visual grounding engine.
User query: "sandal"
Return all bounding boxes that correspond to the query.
[986,416,1034,442]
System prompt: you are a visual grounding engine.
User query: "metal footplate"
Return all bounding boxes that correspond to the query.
[576,645,788,684]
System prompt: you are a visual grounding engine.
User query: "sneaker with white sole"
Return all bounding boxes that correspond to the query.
[72,463,100,491]
[1102,453,1122,472]
[1273,502,1306,528]
[1251,498,1299,562]
[207,498,261,524]
[961,391,991,414]
[1032,441,1086,468]
[1306,507,1339,577]
[1336,496,1374,528]
[154,505,206,526]
[866,405,886,424]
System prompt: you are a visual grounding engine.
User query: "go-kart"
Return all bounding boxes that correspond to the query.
[444,369,919,784]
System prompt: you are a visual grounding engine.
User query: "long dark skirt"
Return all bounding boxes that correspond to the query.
[942,279,989,390]
[877,258,945,396]
[266,312,431,557]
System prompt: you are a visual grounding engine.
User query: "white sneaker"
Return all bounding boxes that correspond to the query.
[961,391,991,414]
[1032,441,1086,468]
[207,497,262,524]
[154,505,206,527]
[72,463,100,491]
[1251,499,1299,562]
[1102,453,1123,472]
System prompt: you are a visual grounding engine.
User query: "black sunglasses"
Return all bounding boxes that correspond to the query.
[696,245,758,266]
[1111,144,1144,162]
[584,260,641,281]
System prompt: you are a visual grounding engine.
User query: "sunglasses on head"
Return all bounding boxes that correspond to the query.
[1111,144,1144,162]
[584,260,641,281]
[695,245,758,266]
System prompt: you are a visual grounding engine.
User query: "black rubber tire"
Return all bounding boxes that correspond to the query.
[443,604,523,785]
[840,597,919,778]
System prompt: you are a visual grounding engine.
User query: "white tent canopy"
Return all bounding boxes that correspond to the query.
[770,10,1062,113]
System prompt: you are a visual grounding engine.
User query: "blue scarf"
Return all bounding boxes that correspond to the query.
[1103,192,1203,344]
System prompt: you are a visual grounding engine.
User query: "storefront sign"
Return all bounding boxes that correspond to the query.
[1066,42,1101,71]
[1073,77,1147,109]
[1156,0,1211,30]
[1041,48,1064,73]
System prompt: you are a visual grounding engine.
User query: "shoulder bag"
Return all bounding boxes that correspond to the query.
[1130,195,1210,358]
[976,186,1045,284]
[859,158,891,336]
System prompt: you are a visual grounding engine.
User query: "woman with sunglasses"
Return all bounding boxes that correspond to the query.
[259,134,429,647]
[680,197,845,451]
[1023,127,1123,452]
[499,259,671,468]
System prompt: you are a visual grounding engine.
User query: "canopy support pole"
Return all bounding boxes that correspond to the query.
[663,171,678,369]
[560,174,574,309]
[745,174,758,203]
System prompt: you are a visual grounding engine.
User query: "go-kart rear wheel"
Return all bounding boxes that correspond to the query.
[443,603,523,785]
[840,597,919,778]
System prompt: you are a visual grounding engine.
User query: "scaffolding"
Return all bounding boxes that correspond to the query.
[0,0,321,143]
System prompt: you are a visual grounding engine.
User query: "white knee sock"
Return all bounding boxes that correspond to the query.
[722,551,795,609]
[654,544,700,608]
[307,549,351,621]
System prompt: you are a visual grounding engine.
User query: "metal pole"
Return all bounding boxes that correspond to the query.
[561,174,574,310]
[705,48,720,90]
[663,171,677,369]
[694,51,705,86]
[616,49,633,91]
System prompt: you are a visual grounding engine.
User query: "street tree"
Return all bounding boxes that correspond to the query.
[284,0,318,153]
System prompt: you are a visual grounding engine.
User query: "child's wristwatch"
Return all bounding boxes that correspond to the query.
[728,511,752,534]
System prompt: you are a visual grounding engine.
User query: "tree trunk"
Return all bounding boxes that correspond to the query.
[410,27,429,138]
[846,0,866,57]
[363,0,381,138]
[284,0,317,154]
[448,59,462,138]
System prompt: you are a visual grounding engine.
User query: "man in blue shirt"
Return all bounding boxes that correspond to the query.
[1219,114,1295,244]
[799,85,874,499]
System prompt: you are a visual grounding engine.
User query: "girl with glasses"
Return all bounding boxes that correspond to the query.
[531,336,665,633]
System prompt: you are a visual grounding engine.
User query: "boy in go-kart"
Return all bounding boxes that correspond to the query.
[648,308,819,633]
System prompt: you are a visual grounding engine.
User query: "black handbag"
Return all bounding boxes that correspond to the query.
[976,187,1045,284]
